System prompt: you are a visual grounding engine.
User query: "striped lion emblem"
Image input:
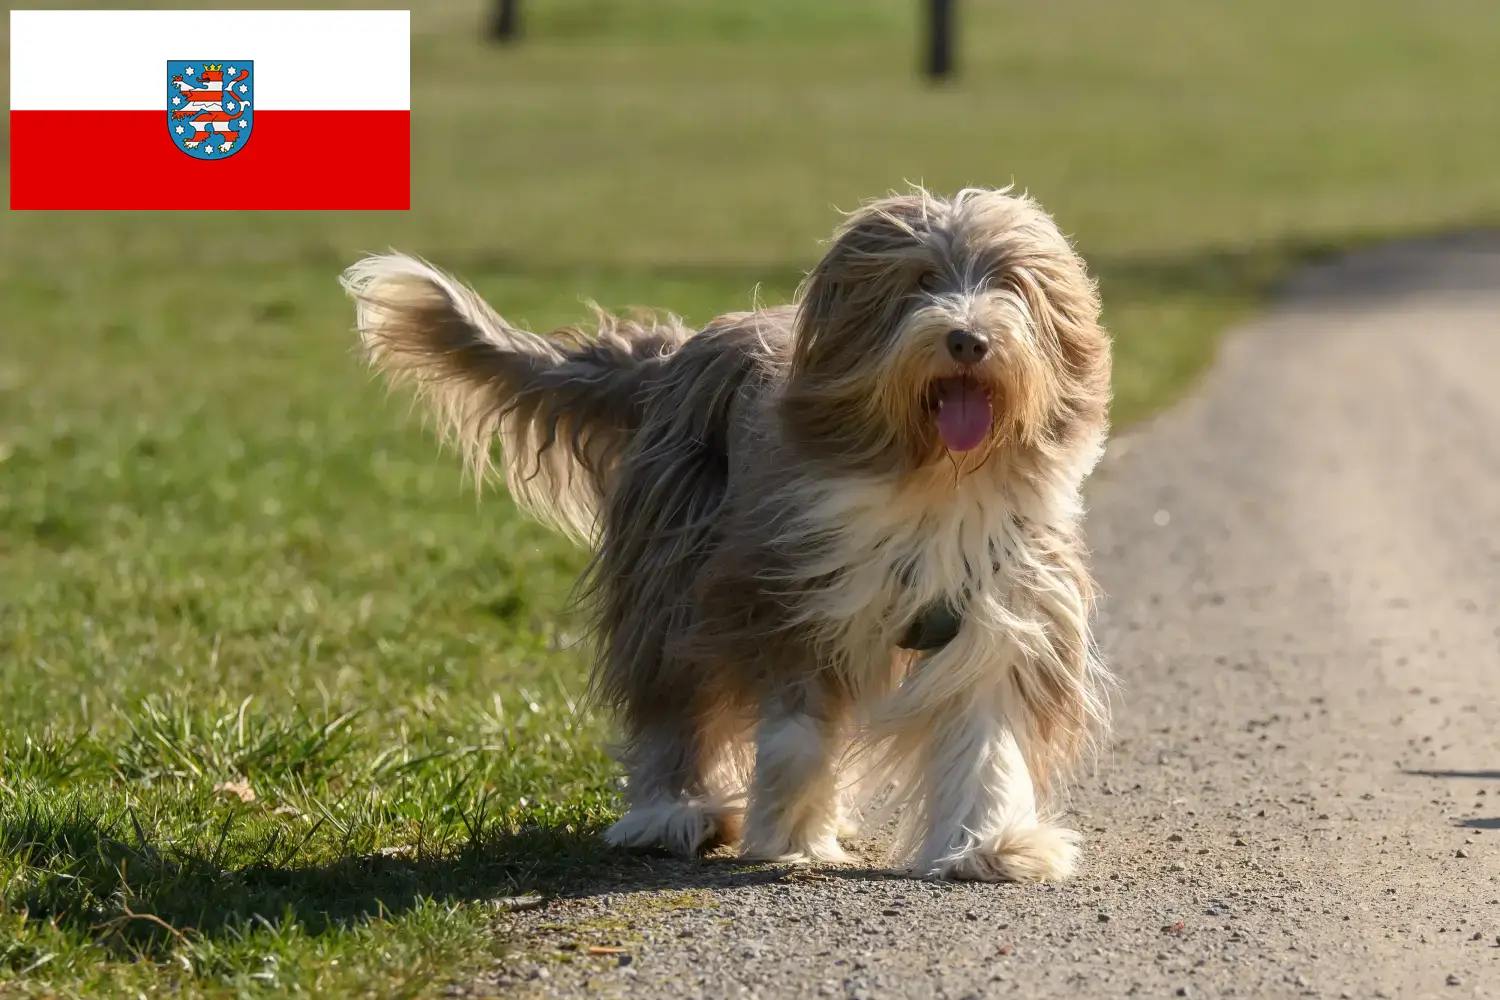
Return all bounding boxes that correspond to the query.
[167,60,254,159]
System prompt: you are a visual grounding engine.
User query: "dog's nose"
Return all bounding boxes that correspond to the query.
[946,329,990,364]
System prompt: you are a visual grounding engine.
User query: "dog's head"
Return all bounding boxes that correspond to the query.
[784,187,1109,476]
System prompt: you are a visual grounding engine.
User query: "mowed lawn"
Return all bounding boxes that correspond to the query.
[4,0,1500,995]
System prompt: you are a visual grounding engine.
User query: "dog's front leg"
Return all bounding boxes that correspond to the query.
[738,679,851,864]
[911,690,1079,882]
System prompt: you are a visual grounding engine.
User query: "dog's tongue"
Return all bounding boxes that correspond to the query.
[934,377,992,452]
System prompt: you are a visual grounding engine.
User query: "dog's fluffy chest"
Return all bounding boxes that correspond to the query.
[796,473,1048,639]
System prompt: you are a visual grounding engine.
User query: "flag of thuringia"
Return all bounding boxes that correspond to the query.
[9,9,410,210]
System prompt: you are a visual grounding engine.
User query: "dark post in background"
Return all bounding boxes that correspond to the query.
[926,0,955,80]
[490,1,953,79]
[492,0,520,42]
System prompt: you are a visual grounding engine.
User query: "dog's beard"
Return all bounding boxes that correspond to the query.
[858,298,1057,473]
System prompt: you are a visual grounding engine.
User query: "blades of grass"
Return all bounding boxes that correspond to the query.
[251,828,282,868]
[126,806,153,864]
[277,815,326,869]
[208,808,237,869]
[234,694,252,752]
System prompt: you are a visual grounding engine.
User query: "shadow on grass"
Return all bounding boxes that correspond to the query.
[0,808,897,958]
[406,238,1339,304]
[0,809,610,956]
[317,233,1361,306]
[380,230,1500,304]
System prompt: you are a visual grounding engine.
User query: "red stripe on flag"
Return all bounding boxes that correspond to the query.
[9,110,410,210]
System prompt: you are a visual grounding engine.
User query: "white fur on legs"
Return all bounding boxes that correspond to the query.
[604,799,742,858]
[739,714,849,863]
[909,698,1079,882]
[604,726,748,858]
[938,823,1080,881]
[835,794,862,840]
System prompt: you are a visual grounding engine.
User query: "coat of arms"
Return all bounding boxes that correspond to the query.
[167,60,254,159]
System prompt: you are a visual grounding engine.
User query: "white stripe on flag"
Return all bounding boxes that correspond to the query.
[9,9,410,111]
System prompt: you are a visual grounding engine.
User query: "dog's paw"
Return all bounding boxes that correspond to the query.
[738,841,851,865]
[604,801,741,858]
[925,824,1080,882]
[738,827,850,865]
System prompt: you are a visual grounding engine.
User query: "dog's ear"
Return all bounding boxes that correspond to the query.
[791,193,931,379]
[1006,241,1111,438]
[952,190,1109,440]
[780,193,940,470]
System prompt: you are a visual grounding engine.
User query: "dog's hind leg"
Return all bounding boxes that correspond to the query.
[738,678,852,864]
[604,714,747,858]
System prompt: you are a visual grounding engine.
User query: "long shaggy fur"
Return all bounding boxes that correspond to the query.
[343,254,694,544]
[345,186,1113,881]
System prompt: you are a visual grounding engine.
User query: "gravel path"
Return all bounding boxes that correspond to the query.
[483,237,1500,999]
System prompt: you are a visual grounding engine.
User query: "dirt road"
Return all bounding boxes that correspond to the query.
[490,237,1500,999]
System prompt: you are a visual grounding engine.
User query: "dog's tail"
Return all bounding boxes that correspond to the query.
[342,252,693,544]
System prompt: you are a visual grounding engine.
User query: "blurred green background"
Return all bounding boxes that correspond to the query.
[3,0,1499,995]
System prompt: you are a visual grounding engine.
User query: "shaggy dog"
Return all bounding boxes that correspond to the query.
[344,187,1111,881]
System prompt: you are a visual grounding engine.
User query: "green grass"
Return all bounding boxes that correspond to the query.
[4,0,1500,994]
